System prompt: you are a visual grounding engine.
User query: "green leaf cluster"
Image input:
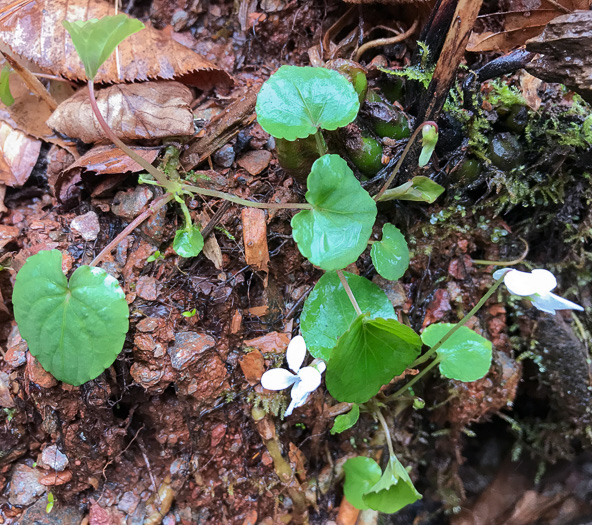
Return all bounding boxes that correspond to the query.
[173,225,204,258]
[256,65,360,140]
[12,250,129,386]
[344,455,421,513]
[0,65,14,106]
[62,14,145,80]
[301,271,395,361]
[291,155,376,270]
[326,315,421,403]
[422,323,492,382]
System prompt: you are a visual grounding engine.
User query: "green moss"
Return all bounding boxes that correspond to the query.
[380,41,434,89]
[486,79,526,111]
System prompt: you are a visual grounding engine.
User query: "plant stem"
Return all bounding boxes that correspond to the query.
[180,184,312,210]
[90,193,174,267]
[472,237,529,266]
[413,274,506,367]
[386,357,440,401]
[87,81,176,192]
[337,270,362,315]
[314,130,328,157]
[376,410,395,458]
[374,121,438,202]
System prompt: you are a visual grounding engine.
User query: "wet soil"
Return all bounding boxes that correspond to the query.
[1,0,592,524]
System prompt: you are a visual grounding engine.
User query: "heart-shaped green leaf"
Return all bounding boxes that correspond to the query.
[173,226,204,258]
[421,323,492,382]
[378,176,444,203]
[62,15,145,81]
[330,404,360,435]
[343,456,382,510]
[12,250,129,386]
[256,65,360,140]
[362,455,422,513]
[291,155,377,270]
[0,65,14,106]
[301,271,395,361]
[326,316,421,403]
[371,224,409,281]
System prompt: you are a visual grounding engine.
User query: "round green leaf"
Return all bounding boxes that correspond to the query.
[301,271,395,361]
[173,226,204,258]
[12,250,129,386]
[370,223,409,281]
[363,455,422,514]
[421,323,493,382]
[343,457,382,510]
[330,404,360,435]
[326,316,422,403]
[291,155,377,270]
[256,65,360,140]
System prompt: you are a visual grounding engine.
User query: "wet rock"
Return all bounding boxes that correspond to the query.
[136,317,160,333]
[238,150,273,175]
[239,350,265,386]
[526,11,592,104]
[213,144,235,168]
[70,211,100,241]
[168,331,216,370]
[4,324,27,368]
[181,353,228,400]
[89,501,126,525]
[26,353,58,388]
[0,371,14,407]
[118,491,140,515]
[140,203,167,242]
[17,496,83,524]
[372,276,407,308]
[40,445,69,472]
[244,331,290,354]
[136,275,159,301]
[39,469,72,486]
[0,224,19,249]
[130,363,166,389]
[9,463,46,506]
[112,186,153,220]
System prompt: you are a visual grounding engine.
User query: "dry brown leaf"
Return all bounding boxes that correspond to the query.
[467,0,591,52]
[241,208,269,274]
[47,81,194,144]
[0,0,232,88]
[65,144,160,175]
[467,26,548,53]
[519,71,542,110]
[0,58,76,153]
[0,121,41,187]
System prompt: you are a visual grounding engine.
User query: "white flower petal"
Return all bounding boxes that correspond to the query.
[296,366,322,393]
[261,368,298,390]
[493,268,511,280]
[530,269,557,293]
[531,292,584,314]
[504,269,546,296]
[284,396,304,417]
[286,335,307,373]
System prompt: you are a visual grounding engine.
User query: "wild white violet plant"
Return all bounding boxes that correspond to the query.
[493,268,584,314]
[260,335,326,417]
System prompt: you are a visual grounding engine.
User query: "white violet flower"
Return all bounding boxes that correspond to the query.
[260,335,326,417]
[493,268,584,314]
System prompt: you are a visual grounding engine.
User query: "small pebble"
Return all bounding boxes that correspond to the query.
[213,144,235,168]
[70,211,100,241]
